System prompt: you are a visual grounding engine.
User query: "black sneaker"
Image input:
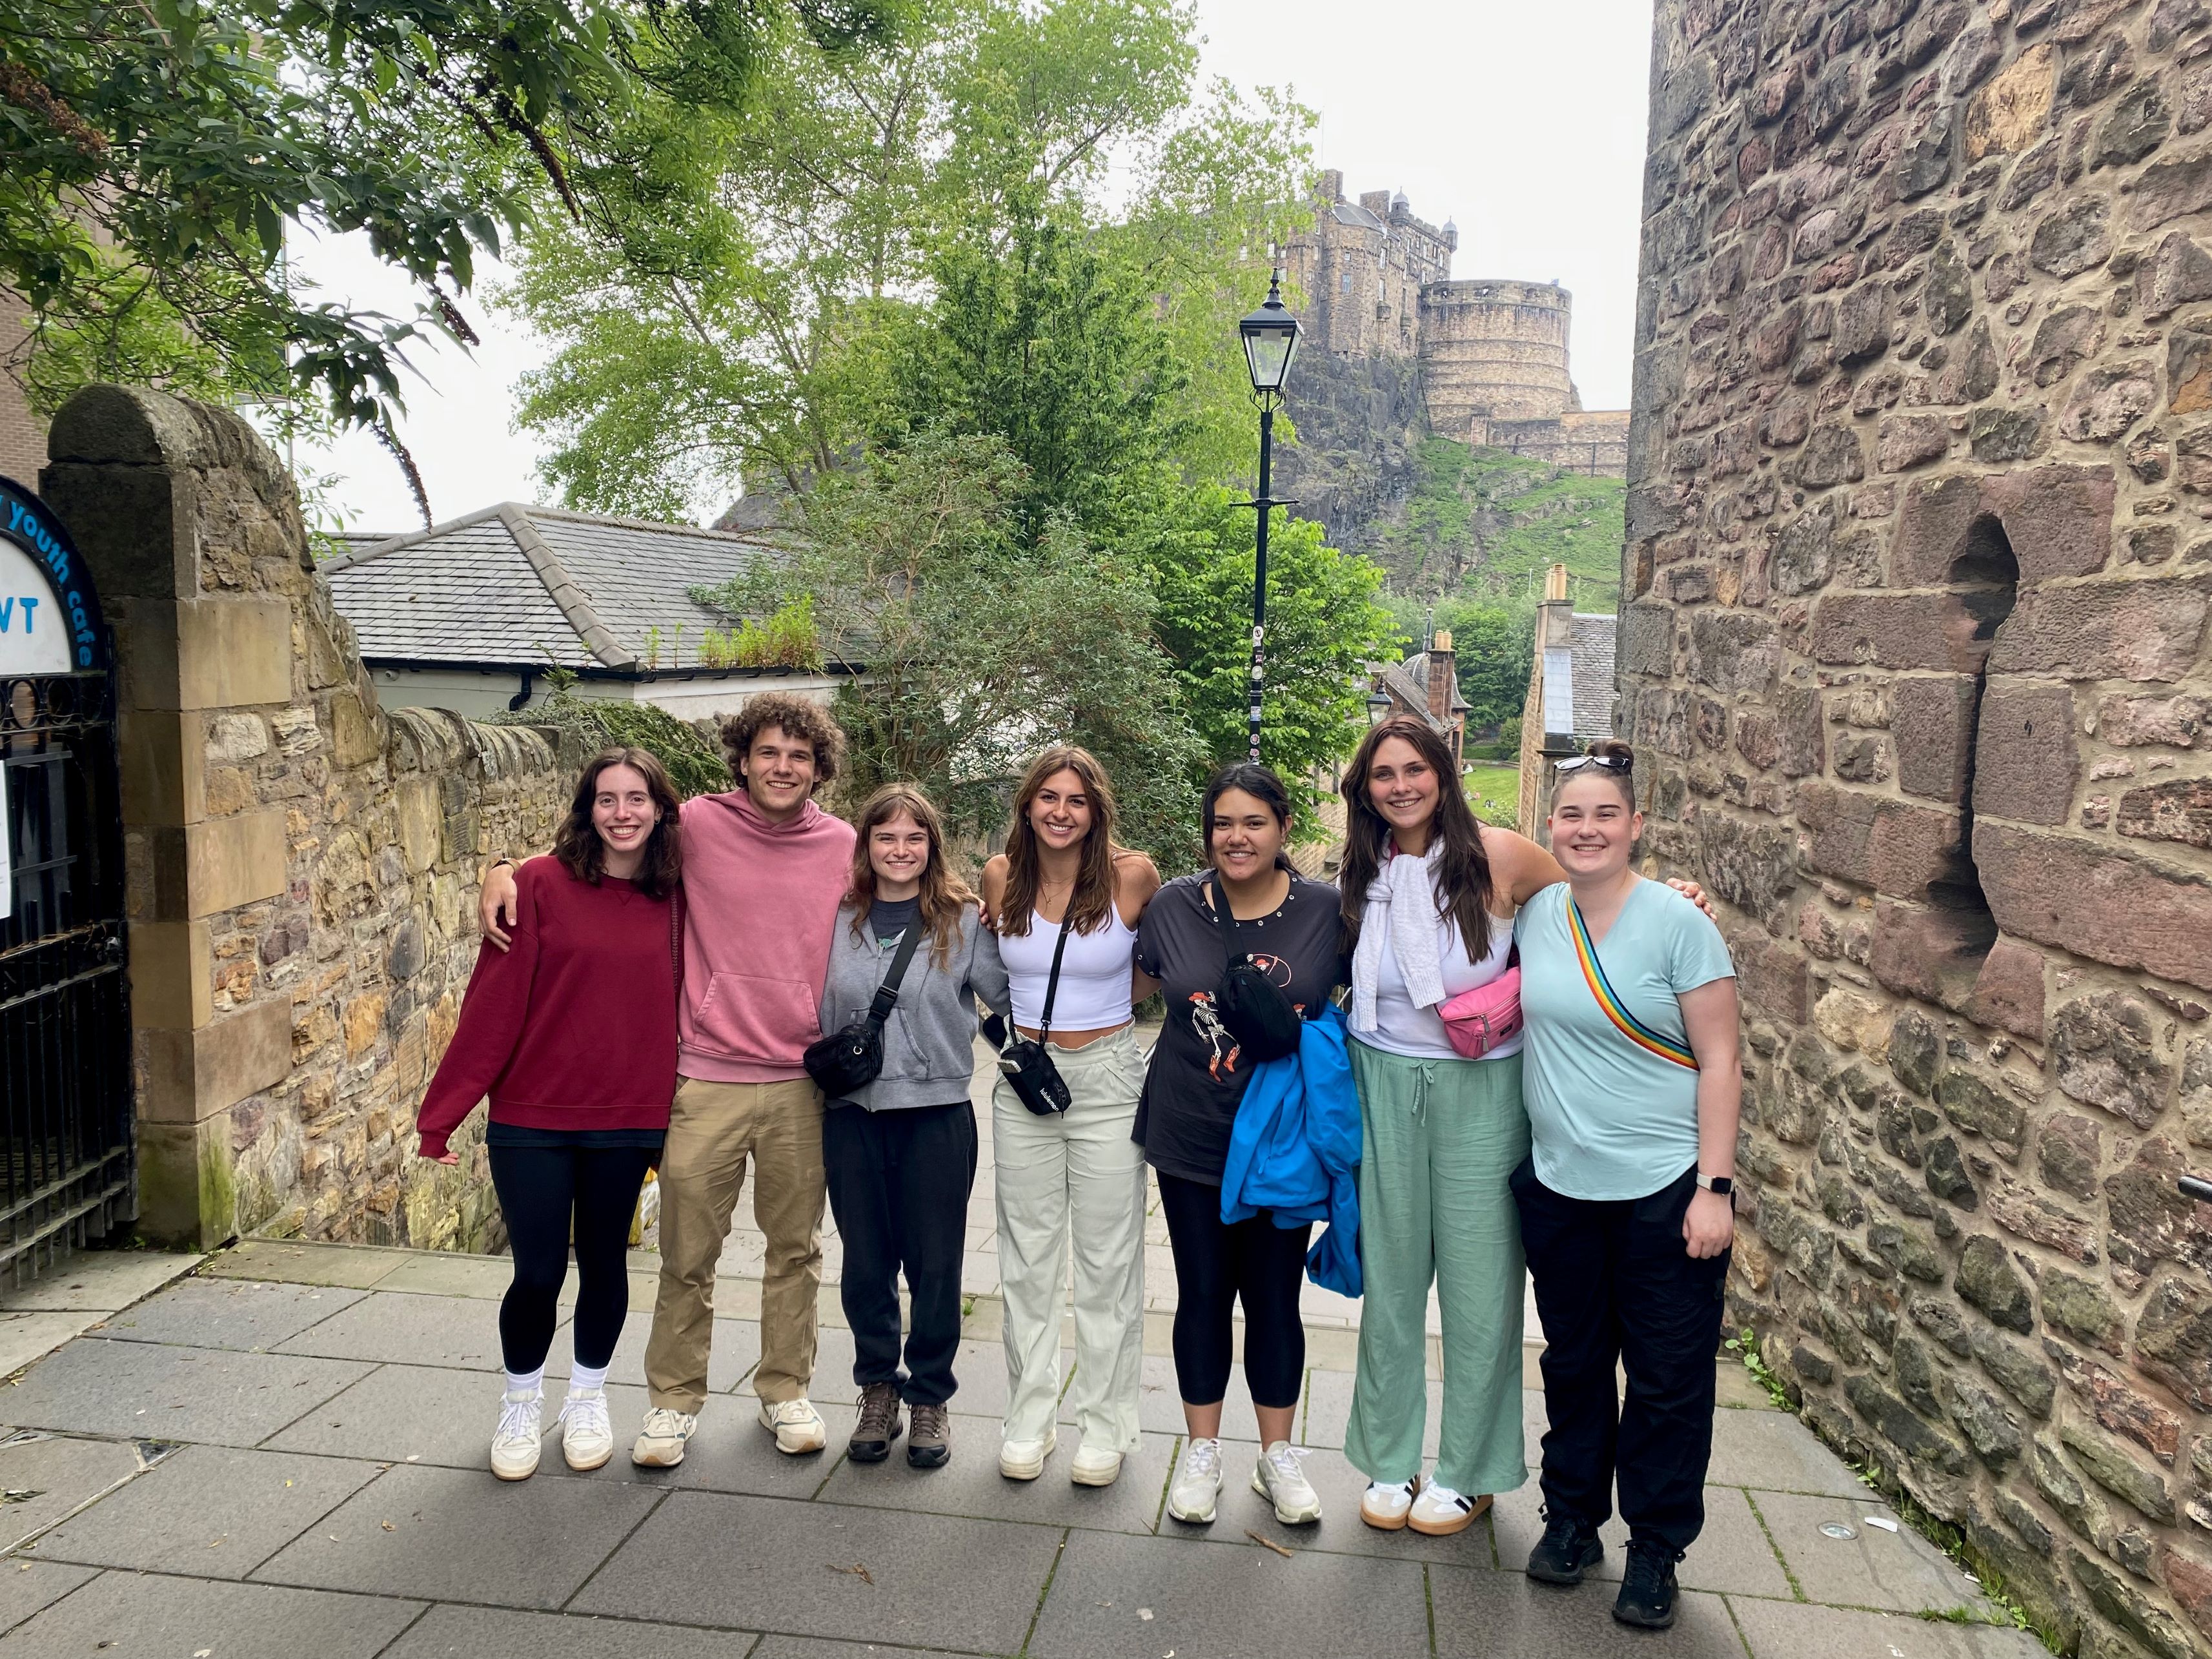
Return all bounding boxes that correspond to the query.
[1612,1538,1682,1629]
[1526,1507,1605,1585]
[848,1382,902,1463]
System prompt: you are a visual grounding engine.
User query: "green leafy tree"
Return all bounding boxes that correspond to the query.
[1145,487,1395,817]
[1433,597,1534,735]
[693,428,1206,863]
[0,0,902,508]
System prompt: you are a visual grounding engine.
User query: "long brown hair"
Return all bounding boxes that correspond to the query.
[1338,715,1496,959]
[846,783,973,970]
[553,747,683,899]
[998,745,1123,937]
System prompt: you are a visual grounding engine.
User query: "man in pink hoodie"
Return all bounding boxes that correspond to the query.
[478,693,856,1465]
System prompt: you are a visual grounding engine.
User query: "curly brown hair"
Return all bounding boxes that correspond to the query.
[553,748,683,899]
[718,691,846,796]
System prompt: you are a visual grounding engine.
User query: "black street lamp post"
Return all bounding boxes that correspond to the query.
[1237,268,1301,764]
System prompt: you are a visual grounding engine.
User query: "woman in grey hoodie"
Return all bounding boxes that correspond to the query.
[818,783,1010,1469]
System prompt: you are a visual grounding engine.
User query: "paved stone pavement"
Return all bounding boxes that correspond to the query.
[0,1230,2053,1659]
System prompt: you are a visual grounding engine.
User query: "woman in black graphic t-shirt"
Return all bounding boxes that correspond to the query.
[1133,764,1346,1532]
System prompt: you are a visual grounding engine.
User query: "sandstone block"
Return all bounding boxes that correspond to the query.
[1979,822,2212,992]
[2100,694,2209,747]
[2171,322,2212,416]
[1735,932,1811,1023]
[2133,145,2212,232]
[1973,681,2078,826]
[2116,776,2212,848]
[2047,1344,2184,1465]
[1877,414,1950,472]
[1892,474,1984,587]
[1687,609,1781,694]
[1810,590,2007,671]
[1620,604,1676,677]
[1963,936,2047,1041]
[2105,1138,2209,1277]
[1891,675,1979,803]
[1977,464,2116,581]
[1892,1008,1943,1097]
[1870,897,2000,1010]
[1965,41,2055,161]
[140,999,293,1125]
[1802,786,1968,899]
[2056,361,2158,445]
[1988,575,2212,683]
[1792,422,1866,487]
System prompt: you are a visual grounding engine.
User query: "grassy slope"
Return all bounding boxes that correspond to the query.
[1375,439,1624,613]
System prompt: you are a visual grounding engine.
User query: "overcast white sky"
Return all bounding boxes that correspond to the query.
[298,0,1657,533]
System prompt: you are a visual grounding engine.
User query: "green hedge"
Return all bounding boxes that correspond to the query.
[491,691,732,800]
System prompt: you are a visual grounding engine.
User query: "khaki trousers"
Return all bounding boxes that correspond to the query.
[644,1075,826,1412]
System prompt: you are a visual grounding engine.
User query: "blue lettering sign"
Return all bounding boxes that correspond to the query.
[0,478,107,671]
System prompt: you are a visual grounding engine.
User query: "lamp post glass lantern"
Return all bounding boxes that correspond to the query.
[1238,269,1301,763]
[1366,689,1394,728]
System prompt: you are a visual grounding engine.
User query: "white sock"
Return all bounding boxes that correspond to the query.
[567,1361,609,1395]
[503,1367,544,1399]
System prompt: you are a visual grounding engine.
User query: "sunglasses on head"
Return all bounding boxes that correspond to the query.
[1555,754,1631,775]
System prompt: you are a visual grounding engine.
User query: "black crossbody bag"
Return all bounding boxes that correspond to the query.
[803,918,925,1099]
[981,913,1074,1116]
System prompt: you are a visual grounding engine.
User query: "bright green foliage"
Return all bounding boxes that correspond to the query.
[504,0,1310,519]
[1144,487,1395,819]
[1434,598,1534,735]
[0,0,902,499]
[1463,766,1519,830]
[494,689,733,799]
[1377,440,1624,612]
[698,596,823,670]
[691,429,1206,863]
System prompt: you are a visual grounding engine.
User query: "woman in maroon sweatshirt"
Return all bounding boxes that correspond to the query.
[416,747,682,1481]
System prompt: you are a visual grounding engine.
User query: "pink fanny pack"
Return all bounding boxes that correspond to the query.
[1437,946,1522,1059]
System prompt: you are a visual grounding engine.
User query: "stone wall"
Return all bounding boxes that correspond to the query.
[39,385,563,1253]
[1419,279,1579,432]
[1624,3,2212,1654]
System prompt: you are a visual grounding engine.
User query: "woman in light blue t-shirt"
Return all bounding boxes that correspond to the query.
[1509,738,1740,1634]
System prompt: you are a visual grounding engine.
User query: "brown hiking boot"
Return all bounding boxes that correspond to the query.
[908,1400,951,1469]
[849,1383,902,1463]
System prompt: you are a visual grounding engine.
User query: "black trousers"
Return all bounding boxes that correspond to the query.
[822,1099,977,1406]
[1509,1159,1729,1556]
[1156,1169,1314,1410]
[487,1142,658,1374]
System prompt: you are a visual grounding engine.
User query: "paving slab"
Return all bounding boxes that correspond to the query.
[1097,1352,1266,1441]
[547,1315,760,1395]
[0,1252,200,1314]
[0,1339,369,1446]
[261,1361,643,1473]
[1750,1491,1994,1616]
[274,1290,535,1370]
[1170,1440,1502,1569]
[1489,1481,1792,1599]
[1027,1527,1431,1659]
[202,1239,408,1289]
[381,1604,760,1657]
[1705,1409,1871,1497]
[85,1278,367,1352]
[0,1431,148,1551]
[1300,1364,1443,1456]
[751,1640,960,1659]
[0,1312,102,1378]
[818,1425,1172,1536]
[373,1250,523,1301]
[30,1444,383,1578]
[1426,1562,1747,1658]
[572,1490,1060,1651]
[646,1398,861,1500]
[1730,1596,2050,1658]
[0,1557,98,1633]
[0,1569,423,1658]
[738,1323,858,1400]
[252,1460,663,1609]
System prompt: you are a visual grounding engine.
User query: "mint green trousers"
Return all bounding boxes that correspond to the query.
[1344,1042,1532,1496]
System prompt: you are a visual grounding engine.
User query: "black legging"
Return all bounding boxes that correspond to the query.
[1156,1168,1314,1410]
[487,1143,658,1373]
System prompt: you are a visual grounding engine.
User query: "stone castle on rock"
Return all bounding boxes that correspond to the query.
[1280,172,1630,475]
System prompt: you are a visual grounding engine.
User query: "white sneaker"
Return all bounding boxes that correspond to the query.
[490,1389,543,1481]
[998,1428,1058,1481]
[1361,1477,1419,1531]
[631,1405,698,1467]
[1166,1436,1224,1524]
[758,1396,828,1455]
[556,1387,614,1471]
[1070,1444,1122,1487]
[1252,1441,1321,1525]
[1408,1481,1490,1536]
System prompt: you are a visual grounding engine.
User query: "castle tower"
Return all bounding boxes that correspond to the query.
[1416,279,1576,442]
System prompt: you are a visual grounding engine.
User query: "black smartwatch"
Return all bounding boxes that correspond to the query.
[1695,1172,1734,1196]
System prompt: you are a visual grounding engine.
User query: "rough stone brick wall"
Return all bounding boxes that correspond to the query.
[1420,279,1579,434]
[42,385,562,1254]
[1623,3,2212,1653]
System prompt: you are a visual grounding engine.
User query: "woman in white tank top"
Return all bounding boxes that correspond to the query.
[980,745,1159,1490]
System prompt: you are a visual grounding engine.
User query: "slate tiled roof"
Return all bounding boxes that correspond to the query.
[1569,612,1618,739]
[1396,650,1471,713]
[323,504,794,672]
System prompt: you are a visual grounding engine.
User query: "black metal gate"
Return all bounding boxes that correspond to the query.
[0,478,131,1285]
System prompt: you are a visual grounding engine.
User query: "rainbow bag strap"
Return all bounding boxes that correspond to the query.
[1566,897,1699,1072]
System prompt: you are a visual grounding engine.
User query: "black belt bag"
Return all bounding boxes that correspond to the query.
[984,913,1074,1115]
[1209,873,1303,1063]
[804,919,924,1099]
